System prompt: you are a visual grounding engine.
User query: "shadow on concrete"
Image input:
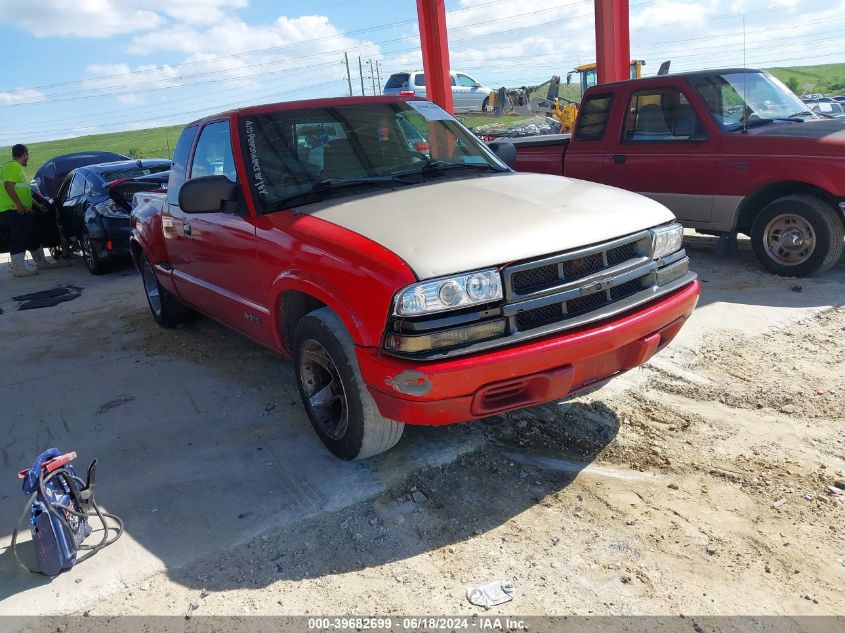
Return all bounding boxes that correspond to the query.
[685,233,845,309]
[161,400,621,590]
[2,269,612,606]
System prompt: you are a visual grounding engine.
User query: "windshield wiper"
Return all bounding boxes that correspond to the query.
[273,176,418,209]
[420,160,508,174]
[771,111,814,122]
[391,160,508,179]
[737,117,774,129]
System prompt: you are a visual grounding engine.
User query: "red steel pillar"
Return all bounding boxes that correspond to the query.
[594,0,630,84]
[416,0,454,114]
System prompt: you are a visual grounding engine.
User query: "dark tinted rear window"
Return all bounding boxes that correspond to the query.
[385,73,410,89]
[574,94,613,141]
[99,165,169,182]
[414,73,426,87]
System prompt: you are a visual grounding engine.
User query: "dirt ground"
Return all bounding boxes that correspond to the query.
[87,305,845,617]
[2,239,844,624]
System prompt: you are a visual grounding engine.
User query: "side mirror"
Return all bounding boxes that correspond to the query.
[488,141,516,169]
[179,175,239,214]
[472,82,481,88]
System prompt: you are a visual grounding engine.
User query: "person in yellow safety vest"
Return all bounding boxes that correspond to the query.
[1,144,63,277]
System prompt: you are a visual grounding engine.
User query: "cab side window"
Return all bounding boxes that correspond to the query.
[574,94,613,141]
[456,74,477,87]
[623,89,705,142]
[191,121,237,182]
[167,126,198,206]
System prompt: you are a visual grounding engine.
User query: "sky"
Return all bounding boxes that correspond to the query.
[1,0,844,144]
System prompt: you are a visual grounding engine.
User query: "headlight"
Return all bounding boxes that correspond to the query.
[650,223,684,259]
[394,269,503,316]
[94,199,128,218]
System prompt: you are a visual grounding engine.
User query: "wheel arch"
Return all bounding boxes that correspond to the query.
[129,237,144,272]
[735,181,842,234]
[271,276,374,356]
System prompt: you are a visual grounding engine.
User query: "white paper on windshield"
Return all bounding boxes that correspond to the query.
[406,100,454,121]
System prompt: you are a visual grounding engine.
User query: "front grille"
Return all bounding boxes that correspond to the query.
[610,278,643,301]
[515,303,563,330]
[505,232,650,299]
[607,242,637,267]
[511,264,558,293]
[503,231,656,334]
[566,289,610,316]
[560,252,604,281]
[513,273,649,333]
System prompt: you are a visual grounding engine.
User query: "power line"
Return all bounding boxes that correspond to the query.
[2,0,589,94]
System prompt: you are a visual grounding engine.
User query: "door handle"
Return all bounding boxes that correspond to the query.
[183,222,192,236]
[611,154,627,164]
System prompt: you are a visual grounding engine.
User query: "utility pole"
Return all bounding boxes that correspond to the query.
[375,60,383,93]
[343,52,353,96]
[367,60,377,96]
[358,56,365,96]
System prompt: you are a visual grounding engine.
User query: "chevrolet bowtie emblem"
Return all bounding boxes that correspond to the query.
[580,278,613,295]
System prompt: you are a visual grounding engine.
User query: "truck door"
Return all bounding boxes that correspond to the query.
[601,84,718,225]
[162,125,198,300]
[563,92,614,184]
[179,120,268,339]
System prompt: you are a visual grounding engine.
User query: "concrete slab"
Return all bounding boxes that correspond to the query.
[0,238,842,616]
[0,257,479,615]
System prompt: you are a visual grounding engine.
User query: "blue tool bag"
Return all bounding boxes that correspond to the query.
[12,448,124,576]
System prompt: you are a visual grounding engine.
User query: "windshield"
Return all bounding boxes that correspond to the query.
[688,71,815,130]
[238,101,505,213]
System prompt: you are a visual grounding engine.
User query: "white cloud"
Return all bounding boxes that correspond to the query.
[127,15,379,57]
[0,0,244,38]
[631,1,711,29]
[78,14,383,104]
[0,87,46,105]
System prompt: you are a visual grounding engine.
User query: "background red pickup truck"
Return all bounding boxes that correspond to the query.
[130,96,699,460]
[503,68,845,277]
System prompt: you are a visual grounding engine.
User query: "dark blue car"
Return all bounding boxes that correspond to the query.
[53,159,170,274]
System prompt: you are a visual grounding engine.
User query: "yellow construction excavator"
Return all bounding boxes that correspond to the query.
[543,60,669,133]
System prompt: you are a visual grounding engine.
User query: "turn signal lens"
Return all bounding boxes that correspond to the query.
[385,320,506,353]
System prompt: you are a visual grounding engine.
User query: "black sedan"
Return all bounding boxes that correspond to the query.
[54,159,170,274]
[33,150,130,200]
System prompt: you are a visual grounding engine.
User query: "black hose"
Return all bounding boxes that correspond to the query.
[11,466,124,575]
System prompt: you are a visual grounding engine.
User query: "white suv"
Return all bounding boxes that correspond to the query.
[383,70,495,113]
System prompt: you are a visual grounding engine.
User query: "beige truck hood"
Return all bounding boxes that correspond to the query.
[302,172,675,280]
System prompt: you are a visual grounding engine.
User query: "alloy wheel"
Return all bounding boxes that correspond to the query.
[298,339,349,440]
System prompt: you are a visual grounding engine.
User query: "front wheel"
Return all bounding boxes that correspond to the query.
[751,195,844,277]
[294,307,404,460]
[482,97,494,113]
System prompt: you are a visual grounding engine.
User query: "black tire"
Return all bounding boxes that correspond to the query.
[139,253,194,328]
[80,229,108,275]
[751,195,844,277]
[294,307,404,460]
[482,97,494,113]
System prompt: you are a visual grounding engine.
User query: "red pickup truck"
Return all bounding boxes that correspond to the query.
[504,69,845,277]
[130,96,699,459]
